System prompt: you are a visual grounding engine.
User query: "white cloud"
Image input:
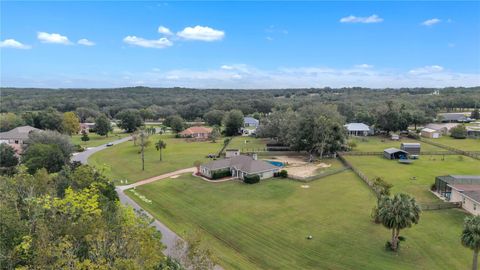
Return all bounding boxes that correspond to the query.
[409,65,444,75]
[123,36,173,49]
[78,38,95,46]
[0,39,31,49]
[37,32,71,44]
[340,14,383,24]
[355,64,374,69]
[221,65,234,70]
[422,18,441,26]
[177,25,225,41]
[158,26,173,35]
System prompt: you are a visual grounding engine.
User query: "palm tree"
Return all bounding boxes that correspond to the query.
[155,139,167,161]
[462,216,480,270]
[377,193,421,251]
[138,131,150,171]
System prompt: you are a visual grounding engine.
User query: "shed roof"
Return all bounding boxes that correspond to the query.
[438,113,470,122]
[202,155,278,174]
[179,126,212,135]
[344,123,370,132]
[421,128,438,133]
[401,143,421,148]
[384,148,408,154]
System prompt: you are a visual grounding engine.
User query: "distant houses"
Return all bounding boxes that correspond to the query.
[344,123,372,136]
[241,117,259,136]
[178,126,212,139]
[435,175,480,215]
[420,128,441,139]
[80,123,96,134]
[424,123,459,135]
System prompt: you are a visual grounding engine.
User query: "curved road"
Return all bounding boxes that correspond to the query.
[71,138,223,269]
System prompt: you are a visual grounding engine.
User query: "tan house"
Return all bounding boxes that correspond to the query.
[425,123,459,135]
[420,128,441,139]
[435,175,480,215]
[178,126,212,139]
[0,126,42,154]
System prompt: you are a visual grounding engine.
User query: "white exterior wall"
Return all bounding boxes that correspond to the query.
[200,166,212,178]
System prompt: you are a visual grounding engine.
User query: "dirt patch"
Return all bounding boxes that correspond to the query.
[266,155,333,178]
[170,175,180,179]
[301,185,310,189]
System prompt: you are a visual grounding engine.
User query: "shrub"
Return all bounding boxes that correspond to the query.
[430,183,437,191]
[211,170,231,180]
[450,125,467,139]
[279,170,288,178]
[407,132,420,139]
[398,236,406,242]
[244,175,260,184]
[74,144,85,152]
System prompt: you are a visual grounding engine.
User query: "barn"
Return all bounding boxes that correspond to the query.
[400,143,421,155]
[383,148,408,160]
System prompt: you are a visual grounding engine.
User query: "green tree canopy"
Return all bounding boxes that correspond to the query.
[116,109,143,133]
[95,114,113,137]
[223,110,244,136]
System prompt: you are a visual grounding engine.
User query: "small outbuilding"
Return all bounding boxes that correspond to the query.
[401,143,421,155]
[383,148,408,160]
[225,149,240,158]
[421,128,441,139]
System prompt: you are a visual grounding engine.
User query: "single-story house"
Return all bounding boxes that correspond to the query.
[437,113,472,123]
[200,155,280,180]
[425,123,459,135]
[400,143,421,155]
[344,123,371,136]
[435,175,480,215]
[244,117,259,128]
[420,128,441,139]
[0,125,41,145]
[179,126,212,139]
[383,148,408,160]
[225,149,240,158]
[80,123,96,133]
[467,126,480,138]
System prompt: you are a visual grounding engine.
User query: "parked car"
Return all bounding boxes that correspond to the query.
[106,142,114,147]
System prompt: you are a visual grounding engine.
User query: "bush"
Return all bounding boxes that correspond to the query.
[279,170,288,178]
[244,175,260,184]
[211,170,231,180]
[430,183,437,191]
[398,236,406,242]
[450,125,467,139]
[74,144,85,152]
[407,132,420,139]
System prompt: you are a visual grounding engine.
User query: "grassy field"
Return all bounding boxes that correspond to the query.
[89,135,223,183]
[71,130,129,148]
[350,136,447,152]
[423,136,480,151]
[345,155,480,203]
[128,172,470,270]
[228,137,268,152]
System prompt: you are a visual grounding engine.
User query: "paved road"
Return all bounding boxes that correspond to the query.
[71,136,131,164]
[73,140,223,269]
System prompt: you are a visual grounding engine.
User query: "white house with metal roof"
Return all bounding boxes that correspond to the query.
[344,123,371,136]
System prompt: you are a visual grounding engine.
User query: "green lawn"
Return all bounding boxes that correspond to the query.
[345,155,480,203]
[228,137,268,152]
[89,135,224,183]
[128,172,471,270]
[423,136,480,151]
[350,136,447,152]
[71,131,129,148]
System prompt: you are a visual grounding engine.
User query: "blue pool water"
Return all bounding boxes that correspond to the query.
[266,160,284,167]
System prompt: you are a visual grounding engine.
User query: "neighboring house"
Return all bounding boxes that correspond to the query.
[435,175,480,215]
[420,128,441,139]
[80,123,96,134]
[383,148,408,160]
[178,126,212,139]
[200,155,280,180]
[438,113,472,123]
[244,117,259,128]
[0,125,41,145]
[400,143,421,155]
[344,123,371,136]
[225,149,240,158]
[425,123,459,135]
[467,126,480,138]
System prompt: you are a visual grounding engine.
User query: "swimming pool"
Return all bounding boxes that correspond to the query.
[266,160,284,167]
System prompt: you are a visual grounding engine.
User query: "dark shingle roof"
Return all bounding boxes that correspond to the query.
[0,126,41,140]
[202,155,278,174]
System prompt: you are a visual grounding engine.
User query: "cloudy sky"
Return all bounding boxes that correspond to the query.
[1,1,479,88]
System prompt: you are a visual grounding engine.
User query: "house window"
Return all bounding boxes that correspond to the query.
[474,204,477,211]
[463,197,466,204]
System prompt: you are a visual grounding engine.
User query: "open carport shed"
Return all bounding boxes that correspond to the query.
[383,148,408,160]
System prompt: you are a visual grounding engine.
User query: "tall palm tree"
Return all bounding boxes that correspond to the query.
[377,193,421,251]
[155,139,167,161]
[138,131,150,171]
[462,216,480,270]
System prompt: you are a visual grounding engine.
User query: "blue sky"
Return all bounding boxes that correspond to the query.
[1,1,479,88]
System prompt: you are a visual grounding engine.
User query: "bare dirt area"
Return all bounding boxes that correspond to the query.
[266,155,333,178]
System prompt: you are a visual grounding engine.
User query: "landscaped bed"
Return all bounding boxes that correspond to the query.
[127,172,470,270]
[88,134,224,184]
